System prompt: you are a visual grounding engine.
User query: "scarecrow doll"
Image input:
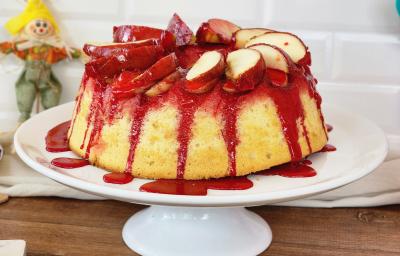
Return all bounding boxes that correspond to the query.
[0,0,80,123]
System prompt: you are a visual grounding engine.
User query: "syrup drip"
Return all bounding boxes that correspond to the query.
[83,81,106,159]
[139,176,253,196]
[257,160,316,178]
[266,80,306,162]
[103,172,134,184]
[175,83,207,179]
[68,74,88,141]
[221,93,240,176]
[320,144,336,152]
[125,94,151,174]
[51,157,89,169]
[326,124,333,132]
[45,121,71,152]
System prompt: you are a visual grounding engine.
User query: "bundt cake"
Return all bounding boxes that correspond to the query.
[67,14,328,180]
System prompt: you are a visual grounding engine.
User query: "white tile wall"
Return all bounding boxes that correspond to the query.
[0,0,399,134]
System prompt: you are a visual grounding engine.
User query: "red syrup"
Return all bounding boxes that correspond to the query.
[51,157,89,169]
[326,124,333,132]
[220,91,240,177]
[139,176,253,196]
[45,121,71,152]
[68,74,88,141]
[257,160,316,178]
[174,82,208,179]
[264,76,309,162]
[125,94,152,174]
[320,144,336,152]
[103,172,134,184]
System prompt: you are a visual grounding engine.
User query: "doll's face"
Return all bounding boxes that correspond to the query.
[24,19,55,39]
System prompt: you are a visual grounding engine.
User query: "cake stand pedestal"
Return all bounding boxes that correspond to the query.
[122,206,271,256]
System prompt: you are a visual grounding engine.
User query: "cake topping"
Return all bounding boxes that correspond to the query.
[196,18,240,44]
[245,32,308,63]
[223,48,265,92]
[184,50,225,93]
[83,14,313,98]
[233,28,273,49]
[167,13,194,46]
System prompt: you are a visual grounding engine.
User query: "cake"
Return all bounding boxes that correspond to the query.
[67,14,328,180]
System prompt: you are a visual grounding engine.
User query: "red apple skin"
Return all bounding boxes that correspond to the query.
[196,23,221,44]
[183,78,220,94]
[245,31,309,64]
[145,70,182,97]
[265,68,288,87]
[83,40,158,59]
[185,52,225,87]
[113,25,176,52]
[167,13,194,46]
[222,80,238,93]
[196,18,240,44]
[113,25,164,42]
[113,53,178,98]
[175,44,229,69]
[226,52,266,92]
[85,45,164,78]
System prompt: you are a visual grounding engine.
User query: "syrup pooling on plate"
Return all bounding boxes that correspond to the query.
[257,160,316,178]
[45,121,71,152]
[51,157,89,169]
[139,176,253,196]
[320,144,336,152]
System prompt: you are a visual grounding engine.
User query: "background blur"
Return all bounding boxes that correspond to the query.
[0,0,399,135]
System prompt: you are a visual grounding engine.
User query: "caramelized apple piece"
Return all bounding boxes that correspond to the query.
[85,45,164,78]
[167,13,194,46]
[113,25,176,51]
[224,48,265,92]
[184,51,225,93]
[196,18,240,44]
[245,32,308,63]
[83,40,158,59]
[113,53,178,98]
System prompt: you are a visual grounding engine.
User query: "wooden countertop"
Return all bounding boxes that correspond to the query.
[0,198,399,255]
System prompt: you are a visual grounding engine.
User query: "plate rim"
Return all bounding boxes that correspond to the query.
[14,102,388,207]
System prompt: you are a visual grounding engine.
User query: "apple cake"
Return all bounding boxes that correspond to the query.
[68,14,328,180]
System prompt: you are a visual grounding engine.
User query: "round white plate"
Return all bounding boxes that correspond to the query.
[14,102,388,207]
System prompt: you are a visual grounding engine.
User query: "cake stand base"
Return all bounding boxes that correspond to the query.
[122,206,272,256]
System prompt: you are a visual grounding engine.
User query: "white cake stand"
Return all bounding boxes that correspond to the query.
[14,102,387,256]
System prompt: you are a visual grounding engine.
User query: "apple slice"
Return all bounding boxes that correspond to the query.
[184,51,225,93]
[145,70,181,97]
[248,44,290,73]
[167,13,194,46]
[248,44,292,86]
[233,28,273,49]
[86,45,164,78]
[175,44,229,69]
[224,48,265,92]
[113,25,176,51]
[83,40,158,59]
[113,25,165,42]
[112,53,178,98]
[245,32,307,63]
[196,18,240,44]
